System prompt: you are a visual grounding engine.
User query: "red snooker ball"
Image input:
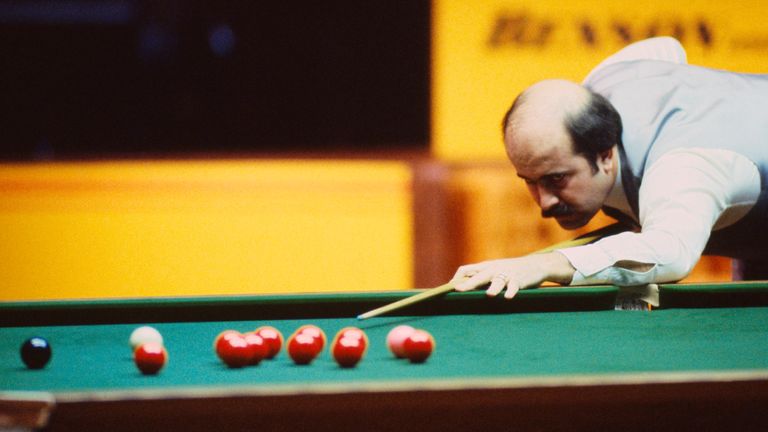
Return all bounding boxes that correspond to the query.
[216,334,253,368]
[255,326,283,359]
[403,329,434,363]
[332,336,366,368]
[334,327,368,345]
[287,333,319,365]
[134,342,167,375]
[296,324,327,352]
[214,330,243,353]
[243,332,269,366]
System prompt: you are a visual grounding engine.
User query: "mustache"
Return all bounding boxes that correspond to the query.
[542,202,573,218]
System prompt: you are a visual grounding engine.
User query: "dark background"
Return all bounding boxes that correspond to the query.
[0,0,430,160]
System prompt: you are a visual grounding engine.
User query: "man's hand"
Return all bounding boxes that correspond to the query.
[450,252,576,299]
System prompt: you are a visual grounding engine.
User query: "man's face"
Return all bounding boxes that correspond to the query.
[505,124,614,230]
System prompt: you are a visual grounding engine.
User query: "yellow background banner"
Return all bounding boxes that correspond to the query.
[0,160,413,300]
[432,0,768,160]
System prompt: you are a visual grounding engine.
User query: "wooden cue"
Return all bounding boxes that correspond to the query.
[356,223,627,320]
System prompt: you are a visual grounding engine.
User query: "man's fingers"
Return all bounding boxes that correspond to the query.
[485,273,511,297]
[452,265,481,282]
[454,273,486,292]
[503,282,521,299]
[451,256,547,298]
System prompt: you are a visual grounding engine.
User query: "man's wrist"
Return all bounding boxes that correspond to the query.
[535,251,576,285]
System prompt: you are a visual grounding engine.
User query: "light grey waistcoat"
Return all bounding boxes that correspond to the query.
[585,60,768,259]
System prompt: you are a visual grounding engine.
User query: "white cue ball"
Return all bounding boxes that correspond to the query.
[130,326,163,349]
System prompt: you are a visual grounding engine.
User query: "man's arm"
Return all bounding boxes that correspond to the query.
[561,148,759,286]
[452,148,759,297]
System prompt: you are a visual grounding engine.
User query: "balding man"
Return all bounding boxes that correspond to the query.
[452,37,768,299]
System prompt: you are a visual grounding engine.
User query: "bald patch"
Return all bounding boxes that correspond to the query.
[504,79,590,143]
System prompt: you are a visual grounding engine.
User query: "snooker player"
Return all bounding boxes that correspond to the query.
[452,37,768,299]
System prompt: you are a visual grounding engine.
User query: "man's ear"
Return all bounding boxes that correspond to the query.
[596,146,615,173]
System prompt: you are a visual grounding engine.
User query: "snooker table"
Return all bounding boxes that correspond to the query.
[2,282,768,431]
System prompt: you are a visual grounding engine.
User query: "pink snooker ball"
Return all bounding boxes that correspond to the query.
[386,325,415,358]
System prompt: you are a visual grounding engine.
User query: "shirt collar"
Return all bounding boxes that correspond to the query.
[603,153,635,218]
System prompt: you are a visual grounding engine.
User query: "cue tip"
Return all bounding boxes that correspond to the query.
[356,312,373,320]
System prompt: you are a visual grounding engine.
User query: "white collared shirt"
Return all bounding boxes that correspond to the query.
[556,38,761,285]
[560,148,759,285]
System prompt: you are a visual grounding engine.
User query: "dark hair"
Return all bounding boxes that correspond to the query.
[564,90,623,172]
[501,88,622,172]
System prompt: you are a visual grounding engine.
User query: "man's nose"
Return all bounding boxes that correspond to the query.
[537,185,559,210]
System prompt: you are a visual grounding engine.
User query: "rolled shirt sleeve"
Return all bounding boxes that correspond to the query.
[558,148,760,286]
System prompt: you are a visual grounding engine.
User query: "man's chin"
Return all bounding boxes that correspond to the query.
[554,215,589,230]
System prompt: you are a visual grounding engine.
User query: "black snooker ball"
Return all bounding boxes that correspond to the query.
[20,337,52,369]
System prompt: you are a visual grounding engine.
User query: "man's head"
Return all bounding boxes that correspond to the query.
[501,79,622,229]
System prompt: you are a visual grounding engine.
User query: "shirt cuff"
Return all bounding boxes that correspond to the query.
[557,244,615,277]
[558,244,661,286]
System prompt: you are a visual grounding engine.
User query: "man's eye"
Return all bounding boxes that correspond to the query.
[548,174,566,186]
